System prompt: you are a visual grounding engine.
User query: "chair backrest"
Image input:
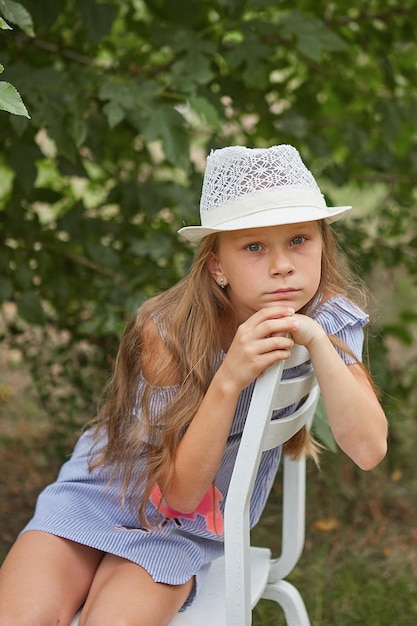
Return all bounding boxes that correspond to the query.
[223,344,319,624]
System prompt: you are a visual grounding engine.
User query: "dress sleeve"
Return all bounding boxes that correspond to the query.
[312,296,369,364]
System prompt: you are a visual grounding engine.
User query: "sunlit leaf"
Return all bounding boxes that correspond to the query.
[0,81,30,117]
[0,0,34,36]
[0,16,12,29]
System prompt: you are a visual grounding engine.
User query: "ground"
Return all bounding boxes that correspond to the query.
[0,346,63,555]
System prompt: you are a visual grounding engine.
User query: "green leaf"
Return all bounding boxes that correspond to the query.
[0,276,13,301]
[70,115,87,147]
[170,51,214,92]
[0,0,34,36]
[130,232,174,262]
[189,96,222,130]
[17,292,45,325]
[8,143,40,193]
[281,11,347,62]
[142,106,189,170]
[277,112,309,139]
[223,24,273,88]
[102,101,125,129]
[0,81,30,118]
[98,77,158,129]
[401,310,417,323]
[86,243,120,270]
[75,0,116,42]
[384,323,414,346]
[145,0,209,26]
[0,16,12,29]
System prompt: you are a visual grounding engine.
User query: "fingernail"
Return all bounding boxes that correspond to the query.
[287,307,295,314]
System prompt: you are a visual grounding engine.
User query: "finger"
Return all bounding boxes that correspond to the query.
[251,306,296,324]
[259,335,294,354]
[254,346,294,372]
[254,317,299,340]
[240,307,295,334]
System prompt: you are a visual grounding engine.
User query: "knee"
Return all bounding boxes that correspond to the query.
[0,607,75,626]
[0,597,36,625]
[82,616,131,626]
[80,606,155,626]
[0,610,32,626]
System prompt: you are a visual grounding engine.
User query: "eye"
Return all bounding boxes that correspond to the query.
[290,235,306,246]
[245,242,263,252]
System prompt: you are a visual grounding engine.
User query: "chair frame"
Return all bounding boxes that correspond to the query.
[222,345,318,625]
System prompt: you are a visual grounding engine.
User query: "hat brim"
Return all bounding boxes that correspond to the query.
[178,205,351,244]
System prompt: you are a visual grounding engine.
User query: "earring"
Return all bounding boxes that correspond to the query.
[220,277,226,290]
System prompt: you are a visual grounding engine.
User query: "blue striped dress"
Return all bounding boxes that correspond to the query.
[22,295,368,610]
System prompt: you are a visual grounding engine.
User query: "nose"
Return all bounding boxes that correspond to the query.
[269,249,294,276]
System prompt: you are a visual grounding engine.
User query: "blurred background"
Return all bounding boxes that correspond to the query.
[1,1,417,623]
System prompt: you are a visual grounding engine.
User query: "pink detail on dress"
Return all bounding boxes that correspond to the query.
[150,483,224,535]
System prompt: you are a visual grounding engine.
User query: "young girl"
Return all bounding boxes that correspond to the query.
[0,145,387,626]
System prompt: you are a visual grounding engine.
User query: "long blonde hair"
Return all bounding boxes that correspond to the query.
[89,221,367,526]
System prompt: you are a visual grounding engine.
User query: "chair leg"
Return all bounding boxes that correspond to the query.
[262,580,311,626]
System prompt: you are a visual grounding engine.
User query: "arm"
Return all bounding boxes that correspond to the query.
[291,314,387,470]
[143,306,299,513]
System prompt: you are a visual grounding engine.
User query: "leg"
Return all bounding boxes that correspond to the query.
[0,530,103,626]
[79,553,194,626]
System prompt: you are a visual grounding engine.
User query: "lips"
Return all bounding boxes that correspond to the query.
[267,288,300,300]
[271,288,299,295]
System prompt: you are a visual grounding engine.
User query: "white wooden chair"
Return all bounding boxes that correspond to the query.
[71,344,319,626]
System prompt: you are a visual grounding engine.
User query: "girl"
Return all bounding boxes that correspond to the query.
[0,145,387,626]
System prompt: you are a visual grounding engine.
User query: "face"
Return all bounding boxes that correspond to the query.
[207,221,323,324]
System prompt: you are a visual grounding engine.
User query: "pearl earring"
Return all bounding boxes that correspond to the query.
[220,278,226,289]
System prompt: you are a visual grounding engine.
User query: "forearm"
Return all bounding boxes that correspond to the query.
[308,328,387,470]
[158,307,300,511]
[159,369,241,512]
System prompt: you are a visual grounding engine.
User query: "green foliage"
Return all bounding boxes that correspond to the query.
[1,0,417,445]
[0,2,31,117]
[0,0,34,36]
[0,72,30,118]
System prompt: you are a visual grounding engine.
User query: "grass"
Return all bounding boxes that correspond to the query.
[253,548,417,625]
[250,447,417,625]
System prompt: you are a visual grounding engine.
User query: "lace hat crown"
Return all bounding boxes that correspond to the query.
[178,144,351,243]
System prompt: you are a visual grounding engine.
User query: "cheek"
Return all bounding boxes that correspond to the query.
[306,254,322,288]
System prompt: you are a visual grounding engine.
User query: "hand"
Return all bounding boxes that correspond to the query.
[219,306,299,392]
[290,313,325,349]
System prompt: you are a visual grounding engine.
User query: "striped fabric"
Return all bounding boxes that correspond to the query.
[22,295,368,610]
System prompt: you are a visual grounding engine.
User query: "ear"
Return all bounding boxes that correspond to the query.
[206,252,226,286]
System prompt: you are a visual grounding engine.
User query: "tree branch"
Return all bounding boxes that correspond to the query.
[16,34,92,66]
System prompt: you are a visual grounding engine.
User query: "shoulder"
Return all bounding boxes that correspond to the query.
[312,294,369,334]
[311,294,369,362]
[141,315,180,387]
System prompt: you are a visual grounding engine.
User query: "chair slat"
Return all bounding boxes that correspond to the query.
[272,370,316,411]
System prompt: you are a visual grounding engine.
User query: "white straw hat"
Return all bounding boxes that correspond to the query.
[178,144,351,243]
